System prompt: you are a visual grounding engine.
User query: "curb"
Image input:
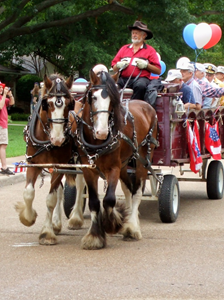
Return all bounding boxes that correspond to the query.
[0,172,26,187]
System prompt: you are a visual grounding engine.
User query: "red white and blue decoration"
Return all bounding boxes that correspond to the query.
[183,23,222,50]
[183,23,222,61]
[186,120,203,173]
[205,121,221,160]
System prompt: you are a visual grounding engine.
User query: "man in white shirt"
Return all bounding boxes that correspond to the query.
[178,61,202,110]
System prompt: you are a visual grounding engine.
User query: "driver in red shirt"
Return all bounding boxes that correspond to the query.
[112,20,161,100]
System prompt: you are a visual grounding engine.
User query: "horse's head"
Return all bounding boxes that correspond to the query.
[41,74,74,146]
[87,69,121,140]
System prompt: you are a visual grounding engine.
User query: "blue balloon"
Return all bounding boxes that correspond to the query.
[151,60,166,77]
[159,60,166,76]
[183,23,197,50]
[75,78,88,83]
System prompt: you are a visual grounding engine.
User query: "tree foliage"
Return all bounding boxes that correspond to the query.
[0,0,224,79]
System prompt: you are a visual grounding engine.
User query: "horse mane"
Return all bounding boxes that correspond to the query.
[101,72,123,132]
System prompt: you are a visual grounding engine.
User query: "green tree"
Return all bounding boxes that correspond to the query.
[0,0,224,79]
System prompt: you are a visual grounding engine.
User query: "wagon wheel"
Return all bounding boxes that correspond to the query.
[206,160,224,199]
[63,181,87,219]
[158,174,180,223]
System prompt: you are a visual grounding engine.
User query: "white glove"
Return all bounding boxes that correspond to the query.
[116,60,129,70]
[136,59,148,69]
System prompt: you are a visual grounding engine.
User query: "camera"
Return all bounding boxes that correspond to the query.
[8,87,11,91]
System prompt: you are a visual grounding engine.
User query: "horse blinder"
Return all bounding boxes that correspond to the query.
[41,98,48,111]
[68,99,75,111]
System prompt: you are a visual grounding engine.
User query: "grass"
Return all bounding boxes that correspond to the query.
[7,121,27,158]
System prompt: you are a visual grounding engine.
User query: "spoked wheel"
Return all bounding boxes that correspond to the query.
[207,160,224,199]
[63,181,86,219]
[158,174,180,223]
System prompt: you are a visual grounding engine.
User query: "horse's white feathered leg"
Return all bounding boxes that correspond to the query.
[15,183,37,227]
[81,211,106,250]
[52,184,63,234]
[39,190,58,245]
[68,174,86,229]
[120,181,143,240]
[120,179,132,210]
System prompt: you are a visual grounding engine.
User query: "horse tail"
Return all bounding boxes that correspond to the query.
[102,201,128,235]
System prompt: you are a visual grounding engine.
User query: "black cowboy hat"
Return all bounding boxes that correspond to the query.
[128,20,153,40]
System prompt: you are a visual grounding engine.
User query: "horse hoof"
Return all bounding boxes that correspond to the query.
[81,233,106,250]
[68,218,84,230]
[39,233,57,245]
[53,226,61,235]
[15,202,37,227]
[53,223,62,235]
[120,226,142,241]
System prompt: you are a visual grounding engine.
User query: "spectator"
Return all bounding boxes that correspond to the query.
[92,64,108,76]
[178,61,224,109]
[0,82,15,175]
[204,63,219,107]
[194,63,224,108]
[214,66,224,106]
[30,82,40,114]
[204,63,217,84]
[214,66,224,84]
[194,63,213,108]
[165,69,196,109]
[111,20,161,103]
[178,61,202,110]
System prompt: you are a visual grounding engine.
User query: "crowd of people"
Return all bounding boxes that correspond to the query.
[165,61,224,110]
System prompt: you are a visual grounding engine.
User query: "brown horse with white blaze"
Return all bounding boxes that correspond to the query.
[14,74,86,245]
[68,70,158,250]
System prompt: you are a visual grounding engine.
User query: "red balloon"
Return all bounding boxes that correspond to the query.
[203,24,222,49]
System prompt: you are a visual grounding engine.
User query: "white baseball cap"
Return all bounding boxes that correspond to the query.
[92,64,108,76]
[165,69,182,82]
[216,66,224,74]
[177,61,194,72]
[195,63,206,73]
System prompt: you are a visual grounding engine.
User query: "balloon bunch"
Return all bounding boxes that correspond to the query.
[183,23,222,60]
[151,52,166,77]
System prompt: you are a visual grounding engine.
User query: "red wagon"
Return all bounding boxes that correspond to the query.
[147,84,224,223]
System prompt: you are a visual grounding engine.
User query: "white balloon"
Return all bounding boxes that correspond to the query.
[193,23,212,49]
[156,52,161,61]
[176,57,190,69]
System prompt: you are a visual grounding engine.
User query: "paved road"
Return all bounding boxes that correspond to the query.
[0,164,224,300]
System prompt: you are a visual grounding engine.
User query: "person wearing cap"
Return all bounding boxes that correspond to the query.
[92,64,108,76]
[178,61,224,109]
[204,63,219,107]
[204,63,217,84]
[194,63,224,108]
[215,66,224,84]
[194,63,214,108]
[0,82,15,175]
[214,66,224,106]
[178,61,203,110]
[165,69,196,109]
[111,20,161,101]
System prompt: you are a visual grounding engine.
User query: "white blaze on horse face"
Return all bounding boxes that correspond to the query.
[93,89,110,140]
[48,96,66,146]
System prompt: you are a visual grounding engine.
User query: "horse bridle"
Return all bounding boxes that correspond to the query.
[42,78,74,125]
[25,80,74,161]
